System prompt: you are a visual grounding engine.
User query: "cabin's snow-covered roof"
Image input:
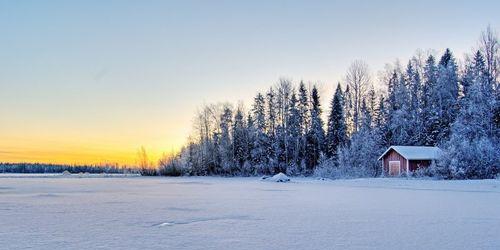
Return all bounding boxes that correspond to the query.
[378,146,442,161]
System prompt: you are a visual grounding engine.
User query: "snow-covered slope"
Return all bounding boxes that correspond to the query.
[0,176,499,250]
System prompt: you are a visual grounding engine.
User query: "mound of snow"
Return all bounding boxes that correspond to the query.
[77,172,90,178]
[61,170,71,176]
[269,173,290,182]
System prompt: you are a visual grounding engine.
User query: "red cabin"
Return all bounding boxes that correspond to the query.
[378,146,442,176]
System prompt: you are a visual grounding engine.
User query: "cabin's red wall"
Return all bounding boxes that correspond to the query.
[383,149,407,176]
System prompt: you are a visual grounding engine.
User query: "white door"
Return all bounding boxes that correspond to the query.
[389,161,400,176]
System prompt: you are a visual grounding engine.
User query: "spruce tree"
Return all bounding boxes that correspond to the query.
[298,81,310,135]
[219,106,233,174]
[286,91,302,173]
[297,81,310,172]
[434,48,459,143]
[422,55,440,145]
[252,93,266,132]
[251,93,269,173]
[386,69,412,145]
[326,83,347,159]
[232,108,247,174]
[406,60,423,145]
[305,85,325,171]
[343,84,354,136]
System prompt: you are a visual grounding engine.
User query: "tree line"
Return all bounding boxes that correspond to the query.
[0,162,133,174]
[159,27,499,179]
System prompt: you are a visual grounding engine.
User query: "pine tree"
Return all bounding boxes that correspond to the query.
[305,85,325,171]
[252,93,266,132]
[422,55,440,145]
[251,93,269,173]
[266,87,277,137]
[367,86,377,121]
[266,87,279,173]
[343,84,354,137]
[386,69,412,145]
[232,107,247,174]
[373,95,389,175]
[434,48,459,143]
[406,60,423,145]
[360,98,372,130]
[387,70,399,113]
[297,81,310,135]
[461,57,475,99]
[286,91,302,174]
[326,83,347,160]
[244,114,256,175]
[374,95,389,148]
[275,80,292,172]
[219,106,233,174]
[297,81,310,173]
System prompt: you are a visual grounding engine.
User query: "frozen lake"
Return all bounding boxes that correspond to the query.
[1,175,499,250]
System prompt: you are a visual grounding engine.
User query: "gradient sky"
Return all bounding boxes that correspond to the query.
[1,0,498,165]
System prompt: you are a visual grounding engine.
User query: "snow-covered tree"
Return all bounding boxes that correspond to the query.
[433,48,460,143]
[479,25,499,85]
[421,55,440,145]
[326,83,347,160]
[305,85,325,171]
[386,68,412,145]
[437,51,499,179]
[251,93,269,173]
[232,107,248,174]
[298,81,310,135]
[244,114,256,175]
[286,91,303,174]
[337,130,379,178]
[345,60,371,133]
[343,84,354,137]
[297,81,310,173]
[406,59,424,145]
[219,106,234,174]
[266,87,277,136]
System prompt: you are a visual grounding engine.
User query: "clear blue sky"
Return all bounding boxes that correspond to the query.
[0,0,498,164]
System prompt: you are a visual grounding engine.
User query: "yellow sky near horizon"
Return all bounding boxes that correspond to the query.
[0,121,187,166]
[0,139,183,166]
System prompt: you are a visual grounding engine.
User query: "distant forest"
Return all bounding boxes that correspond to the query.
[0,162,133,174]
[156,26,499,179]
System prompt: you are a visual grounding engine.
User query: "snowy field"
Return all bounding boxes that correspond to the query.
[1,175,499,250]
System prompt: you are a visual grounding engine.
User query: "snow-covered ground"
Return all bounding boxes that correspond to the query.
[0,176,499,250]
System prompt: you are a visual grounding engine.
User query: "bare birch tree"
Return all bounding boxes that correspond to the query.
[345,60,371,133]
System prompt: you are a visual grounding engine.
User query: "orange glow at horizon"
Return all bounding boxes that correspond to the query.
[0,124,187,166]
[0,139,182,166]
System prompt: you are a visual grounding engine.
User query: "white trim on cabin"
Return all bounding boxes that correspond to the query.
[381,160,384,177]
[406,159,409,176]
